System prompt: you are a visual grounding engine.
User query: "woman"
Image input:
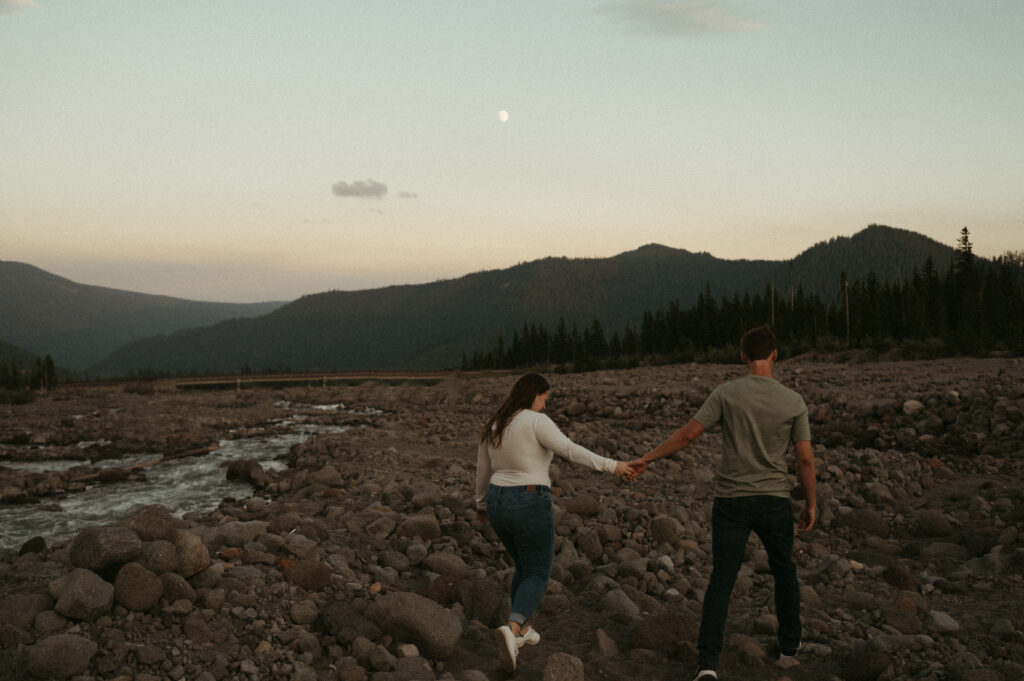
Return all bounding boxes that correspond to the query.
[475,372,633,673]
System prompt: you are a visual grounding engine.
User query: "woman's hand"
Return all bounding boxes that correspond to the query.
[476,508,488,525]
[606,458,630,475]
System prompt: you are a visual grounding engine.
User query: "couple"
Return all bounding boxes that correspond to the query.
[474,325,817,679]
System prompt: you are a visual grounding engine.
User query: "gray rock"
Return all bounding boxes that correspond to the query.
[903,400,925,416]
[159,571,197,603]
[291,599,320,625]
[421,552,469,578]
[629,611,698,649]
[599,588,639,617]
[226,459,267,486]
[411,483,444,508]
[560,494,601,517]
[650,515,684,547]
[366,591,461,659]
[929,610,961,634]
[366,514,398,539]
[122,504,179,541]
[543,652,584,681]
[916,509,953,536]
[455,577,502,625]
[54,568,115,621]
[726,633,767,666]
[396,514,442,540]
[175,530,211,577]
[27,633,97,679]
[284,532,319,560]
[287,559,332,591]
[141,539,179,575]
[320,601,381,645]
[920,541,969,562]
[834,507,890,538]
[69,526,143,571]
[0,593,53,631]
[114,561,163,611]
[574,529,603,561]
[218,520,269,547]
[863,482,896,505]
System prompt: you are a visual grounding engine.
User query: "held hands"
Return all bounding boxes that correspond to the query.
[627,458,648,480]
[613,460,645,479]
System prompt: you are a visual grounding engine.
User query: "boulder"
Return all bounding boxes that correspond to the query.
[840,641,893,681]
[287,560,332,591]
[650,515,685,547]
[27,633,97,679]
[54,568,115,621]
[421,552,469,578]
[560,494,601,517]
[114,562,163,611]
[160,572,197,603]
[543,652,584,681]
[140,539,180,575]
[0,593,53,631]
[366,592,461,659]
[226,459,267,486]
[629,611,699,649]
[396,514,441,540]
[122,504,179,541]
[218,520,269,547]
[175,530,211,577]
[69,526,142,571]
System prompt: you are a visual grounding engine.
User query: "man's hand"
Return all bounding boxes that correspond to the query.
[798,504,816,534]
[476,509,488,525]
[626,458,648,479]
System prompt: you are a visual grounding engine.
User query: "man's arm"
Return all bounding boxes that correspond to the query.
[631,419,706,476]
[795,439,816,533]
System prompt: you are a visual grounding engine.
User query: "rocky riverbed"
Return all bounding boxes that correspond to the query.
[1,358,1023,681]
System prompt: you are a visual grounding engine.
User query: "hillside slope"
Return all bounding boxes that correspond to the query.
[0,262,284,371]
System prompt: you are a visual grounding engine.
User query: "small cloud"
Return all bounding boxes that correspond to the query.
[0,0,39,16]
[597,0,765,35]
[331,179,388,199]
[397,191,418,199]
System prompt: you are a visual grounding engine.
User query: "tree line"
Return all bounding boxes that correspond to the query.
[0,355,58,402]
[462,229,1024,371]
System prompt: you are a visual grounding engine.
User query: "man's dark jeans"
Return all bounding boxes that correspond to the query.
[697,495,801,669]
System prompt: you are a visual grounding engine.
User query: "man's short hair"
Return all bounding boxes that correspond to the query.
[741,325,776,360]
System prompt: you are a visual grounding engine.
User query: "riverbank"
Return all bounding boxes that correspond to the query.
[2,359,1023,680]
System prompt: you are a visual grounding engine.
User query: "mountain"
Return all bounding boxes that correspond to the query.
[0,339,41,369]
[0,262,285,371]
[90,225,958,375]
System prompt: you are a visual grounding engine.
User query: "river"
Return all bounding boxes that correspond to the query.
[0,401,366,551]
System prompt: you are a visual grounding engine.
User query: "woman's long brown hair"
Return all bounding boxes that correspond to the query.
[480,373,550,448]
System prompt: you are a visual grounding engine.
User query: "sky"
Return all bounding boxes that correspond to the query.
[2,1,1022,303]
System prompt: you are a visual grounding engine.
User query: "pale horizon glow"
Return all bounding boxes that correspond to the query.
[2,1,1022,303]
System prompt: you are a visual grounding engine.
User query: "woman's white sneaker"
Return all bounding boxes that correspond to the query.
[516,627,540,647]
[495,626,517,672]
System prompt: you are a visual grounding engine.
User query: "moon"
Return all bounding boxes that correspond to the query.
[498,110,509,123]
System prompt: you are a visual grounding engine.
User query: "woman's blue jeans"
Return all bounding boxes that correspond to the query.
[698,495,801,669]
[486,484,554,625]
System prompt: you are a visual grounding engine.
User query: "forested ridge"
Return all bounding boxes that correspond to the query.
[463,229,1024,371]
[5,225,1016,377]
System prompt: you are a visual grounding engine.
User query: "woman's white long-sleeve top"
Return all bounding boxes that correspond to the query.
[475,409,618,508]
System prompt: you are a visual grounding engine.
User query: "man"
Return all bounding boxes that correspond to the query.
[631,325,816,681]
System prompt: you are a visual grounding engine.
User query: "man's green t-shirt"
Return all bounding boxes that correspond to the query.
[693,374,811,498]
